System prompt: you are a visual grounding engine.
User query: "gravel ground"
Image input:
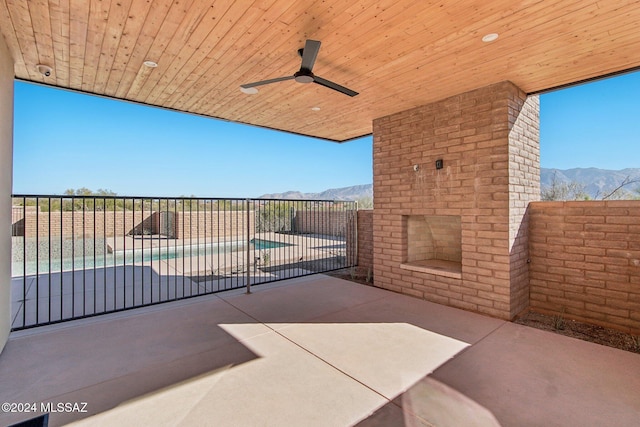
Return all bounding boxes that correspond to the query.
[515,311,640,354]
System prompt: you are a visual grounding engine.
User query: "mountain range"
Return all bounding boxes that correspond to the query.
[260,168,640,201]
[540,168,640,198]
[259,184,373,201]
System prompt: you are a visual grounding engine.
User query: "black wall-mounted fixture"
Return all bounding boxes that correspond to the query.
[435,159,444,170]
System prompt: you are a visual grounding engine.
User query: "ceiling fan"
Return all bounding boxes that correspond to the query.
[240,39,358,97]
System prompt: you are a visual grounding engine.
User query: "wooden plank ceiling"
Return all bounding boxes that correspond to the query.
[1,0,639,141]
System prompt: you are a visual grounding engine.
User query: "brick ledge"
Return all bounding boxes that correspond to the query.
[400,260,462,279]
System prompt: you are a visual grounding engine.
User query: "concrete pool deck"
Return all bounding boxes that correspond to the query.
[1,274,639,426]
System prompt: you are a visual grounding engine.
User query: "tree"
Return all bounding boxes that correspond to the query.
[256,202,293,233]
[542,172,640,201]
[595,176,640,200]
[355,196,373,209]
[541,172,589,201]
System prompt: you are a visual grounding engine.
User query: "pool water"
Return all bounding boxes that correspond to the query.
[252,238,293,250]
[12,238,292,276]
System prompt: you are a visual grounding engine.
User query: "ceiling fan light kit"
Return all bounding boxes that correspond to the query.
[240,86,259,94]
[240,39,358,97]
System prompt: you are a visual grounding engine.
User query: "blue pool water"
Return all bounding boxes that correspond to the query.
[252,238,293,250]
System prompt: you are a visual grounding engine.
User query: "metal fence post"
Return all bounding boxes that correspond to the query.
[354,201,358,267]
[246,198,251,294]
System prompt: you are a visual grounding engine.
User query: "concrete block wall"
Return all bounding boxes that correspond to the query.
[294,210,349,237]
[175,211,255,240]
[13,209,149,238]
[11,208,357,243]
[529,200,640,334]
[11,209,255,240]
[372,81,539,320]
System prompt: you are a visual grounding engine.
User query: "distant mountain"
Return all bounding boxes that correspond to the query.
[259,184,372,201]
[259,168,640,201]
[541,167,640,198]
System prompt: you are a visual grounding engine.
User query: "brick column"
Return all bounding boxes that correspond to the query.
[509,93,540,316]
[372,81,539,320]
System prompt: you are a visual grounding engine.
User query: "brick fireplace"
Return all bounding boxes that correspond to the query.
[372,81,540,320]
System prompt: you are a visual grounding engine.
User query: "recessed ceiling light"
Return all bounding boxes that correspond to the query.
[311,106,321,111]
[143,60,158,68]
[482,33,499,43]
[240,86,259,95]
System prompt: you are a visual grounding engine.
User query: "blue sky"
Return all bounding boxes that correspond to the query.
[13,83,372,197]
[540,70,640,170]
[12,70,640,197]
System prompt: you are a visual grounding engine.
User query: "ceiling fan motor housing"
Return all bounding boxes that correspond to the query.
[294,70,314,83]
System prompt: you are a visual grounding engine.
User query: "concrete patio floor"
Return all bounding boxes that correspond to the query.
[1,275,639,426]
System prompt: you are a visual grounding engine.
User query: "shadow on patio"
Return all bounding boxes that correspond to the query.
[1,275,639,426]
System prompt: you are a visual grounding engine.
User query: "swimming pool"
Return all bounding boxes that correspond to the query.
[12,238,293,276]
[252,238,293,250]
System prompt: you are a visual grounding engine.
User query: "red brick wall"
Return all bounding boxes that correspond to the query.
[355,210,373,270]
[372,81,539,320]
[529,201,640,334]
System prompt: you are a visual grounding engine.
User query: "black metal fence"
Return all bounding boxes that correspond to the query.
[10,195,357,330]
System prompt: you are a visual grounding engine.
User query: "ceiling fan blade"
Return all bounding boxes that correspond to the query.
[241,75,295,88]
[313,76,358,97]
[300,39,321,71]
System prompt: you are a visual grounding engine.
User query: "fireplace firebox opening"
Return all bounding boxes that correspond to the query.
[401,215,462,279]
